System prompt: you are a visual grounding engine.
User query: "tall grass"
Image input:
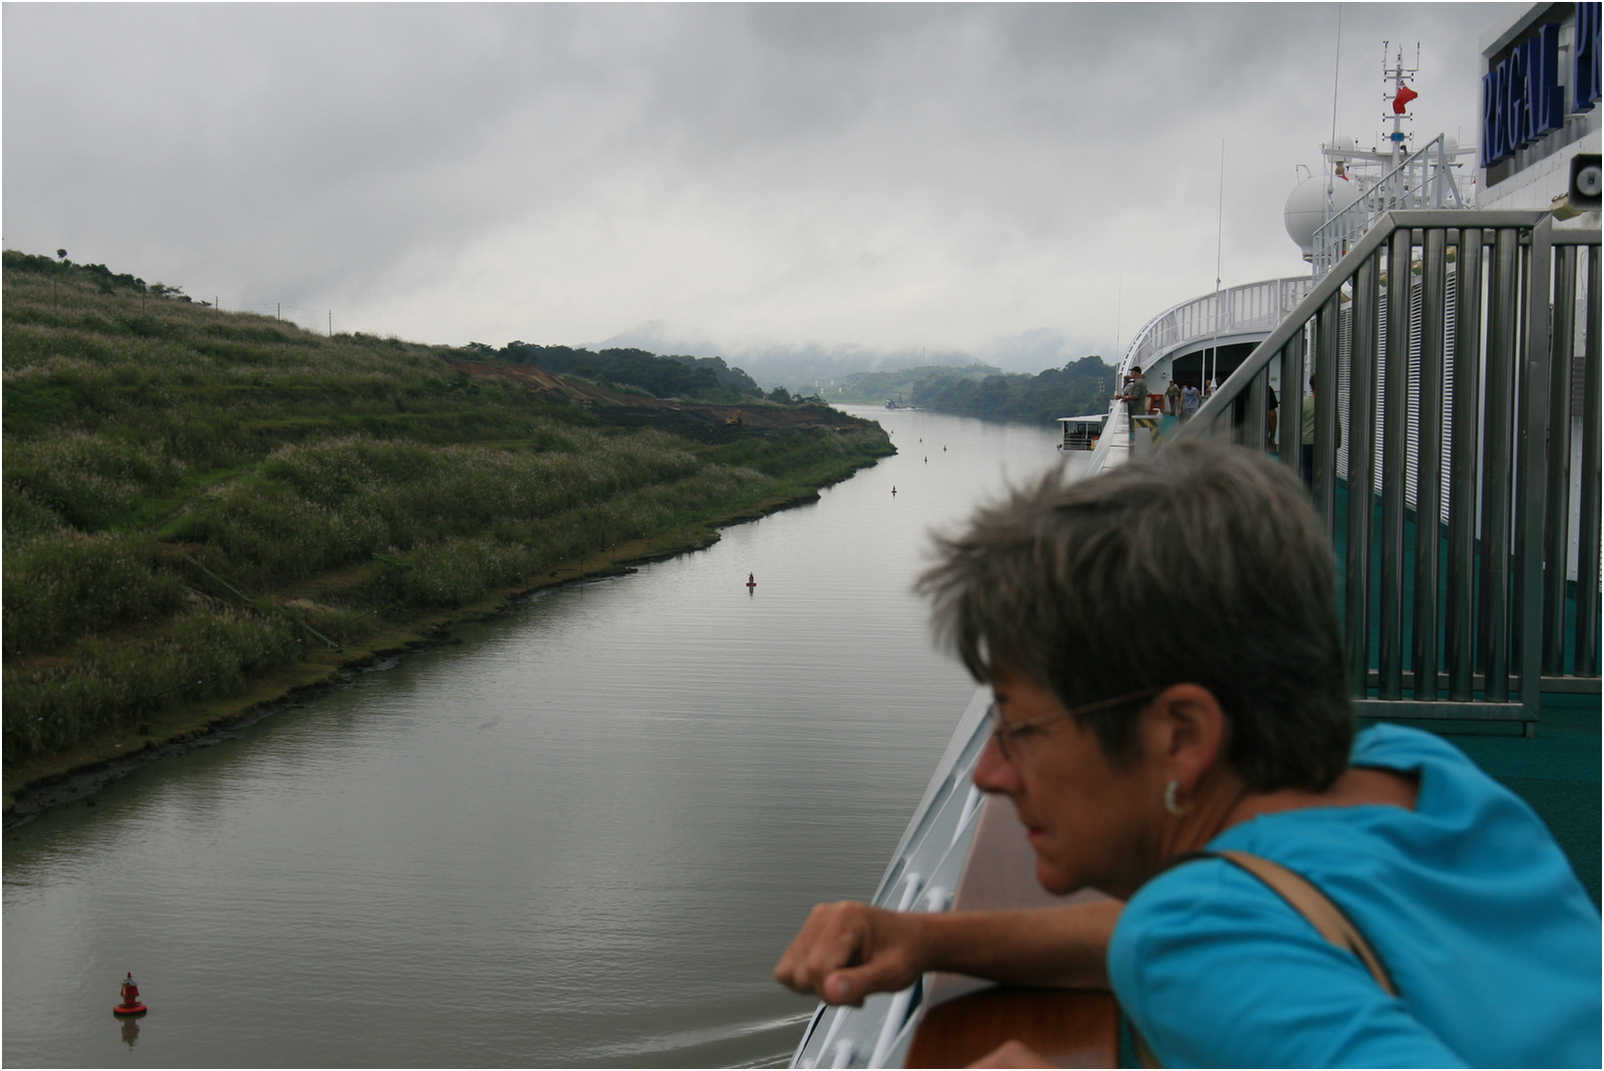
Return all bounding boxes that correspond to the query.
[3,607,303,756]
[2,251,892,763]
[4,532,189,656]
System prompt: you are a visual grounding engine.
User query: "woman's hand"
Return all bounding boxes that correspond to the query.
[773,900,928,1006]
[776,899,1123,1002]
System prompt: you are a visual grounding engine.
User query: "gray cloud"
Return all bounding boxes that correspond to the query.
[4,3,1516,372]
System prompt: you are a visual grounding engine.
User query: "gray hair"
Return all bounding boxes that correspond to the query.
[916,439,1352,791]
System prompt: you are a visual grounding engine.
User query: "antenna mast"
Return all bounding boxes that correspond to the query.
[1382,40,1421,166]
[1326,5,1343,222]
[1209,138,1224,392]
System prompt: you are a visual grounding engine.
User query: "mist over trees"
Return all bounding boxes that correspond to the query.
[737,346,984,393]
[595,323,1112,411]
[822,355,1116,424]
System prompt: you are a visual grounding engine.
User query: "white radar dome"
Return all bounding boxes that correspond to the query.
[1284,174,1364,256]
[1328,134,1361,157]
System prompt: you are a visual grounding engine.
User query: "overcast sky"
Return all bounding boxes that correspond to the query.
[4,3,1518,378]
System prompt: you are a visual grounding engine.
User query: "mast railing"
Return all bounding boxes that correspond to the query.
[1311,136,1470,278]
[1172,209,1601,732]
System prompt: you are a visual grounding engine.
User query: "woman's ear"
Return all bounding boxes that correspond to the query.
[1141,683,1229,792]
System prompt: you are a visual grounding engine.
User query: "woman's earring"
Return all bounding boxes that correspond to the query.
[1164,779,1193,817]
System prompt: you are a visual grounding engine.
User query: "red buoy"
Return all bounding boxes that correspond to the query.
[114,972,147,1016]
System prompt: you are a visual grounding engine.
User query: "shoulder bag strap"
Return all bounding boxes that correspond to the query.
[1130,850,1398,1067]
[1210,849,1397,996]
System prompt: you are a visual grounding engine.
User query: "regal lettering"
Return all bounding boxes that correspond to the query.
[1482,20,1578,166]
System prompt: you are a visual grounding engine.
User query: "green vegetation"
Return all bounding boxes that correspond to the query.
[827,356,1117,424]
[482,341,771,402]
[3,251,891,786]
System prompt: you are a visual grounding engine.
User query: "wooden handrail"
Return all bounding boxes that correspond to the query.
[905,986,1119,1068]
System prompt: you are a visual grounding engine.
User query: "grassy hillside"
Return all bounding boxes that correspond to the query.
[2,252,892,801]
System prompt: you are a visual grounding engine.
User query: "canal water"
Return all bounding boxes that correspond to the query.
[3,406,1082,1068]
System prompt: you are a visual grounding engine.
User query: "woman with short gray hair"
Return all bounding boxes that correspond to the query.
[776,441,1600,1067]
[918,439,1351,793]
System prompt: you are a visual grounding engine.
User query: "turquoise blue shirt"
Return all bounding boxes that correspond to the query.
[1108,724,1601,1067]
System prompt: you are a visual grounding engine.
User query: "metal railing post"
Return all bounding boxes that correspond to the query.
[1243,366,1267,452]
[1516,216,1554,730]
[1414,228,1448,698]
[1346,252,1381,695]
[1543,243,1579,675]
[1314,295,1342,542]
[1380,229,1413,698]
[1447,226,1485,701]
[1282,332,1306,478]
[1480,228,1521,701]
[1578,246,1602,677]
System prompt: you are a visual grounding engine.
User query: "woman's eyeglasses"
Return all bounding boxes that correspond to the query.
[986,688,1160,761]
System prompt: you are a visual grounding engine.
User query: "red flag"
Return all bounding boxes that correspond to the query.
[1392,84,1419,115]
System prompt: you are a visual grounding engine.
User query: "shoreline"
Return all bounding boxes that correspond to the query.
[2,468,874,829]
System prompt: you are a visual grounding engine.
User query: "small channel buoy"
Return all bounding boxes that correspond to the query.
[113,972,147,1016]
[746,572,757,589]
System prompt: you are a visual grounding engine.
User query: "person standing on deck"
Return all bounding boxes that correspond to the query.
[1301,375,1341,490]
[1165,379,1182,417]
[1264,382,1279,449]
[1120,366,1150,414]
[1179,383,1201,422]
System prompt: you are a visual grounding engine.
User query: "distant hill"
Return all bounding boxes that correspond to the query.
[826,364,999,406]
[595,332,987,397]
[483,341,772,403]
[826,356,1117,424]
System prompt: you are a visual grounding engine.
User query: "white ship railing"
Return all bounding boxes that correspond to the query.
[790,690,992,1069]
[788,689,1108,1069]
[1118,277,1314,379]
